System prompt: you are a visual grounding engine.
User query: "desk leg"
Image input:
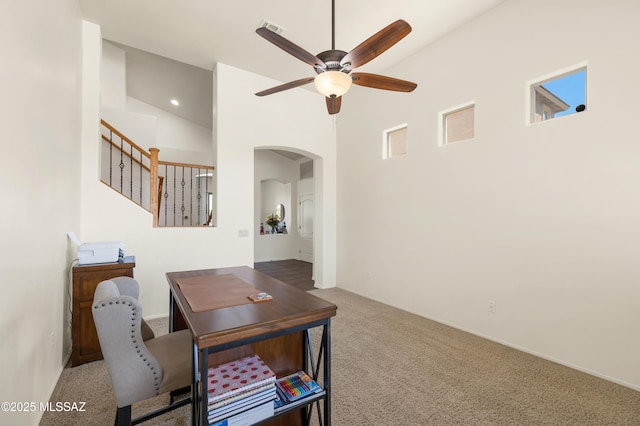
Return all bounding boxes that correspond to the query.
[307,322,332,426]
[169,290,175,333]
[324,320,332,426]
[199,348,209,426]
[192,343,199,425]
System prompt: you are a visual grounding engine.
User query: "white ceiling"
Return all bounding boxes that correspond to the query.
[80,0,505,128]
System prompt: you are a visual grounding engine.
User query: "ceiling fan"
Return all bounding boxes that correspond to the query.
[255,0,418,115]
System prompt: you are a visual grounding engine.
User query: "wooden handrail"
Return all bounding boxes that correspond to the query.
[101,138,216,174]
[158,160,215,171]
[101,135,151,173]
[101,119,214,172]
[101,119,151,159]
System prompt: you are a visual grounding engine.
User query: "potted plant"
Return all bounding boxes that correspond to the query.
[266,214,281,234]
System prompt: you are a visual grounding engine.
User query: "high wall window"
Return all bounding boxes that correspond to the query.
[383,124,408,159]
[440,102,475,145]
[529,65,587,124]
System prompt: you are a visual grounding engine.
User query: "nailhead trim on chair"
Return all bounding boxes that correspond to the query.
[129,306,161,394]
[94,298,161,396]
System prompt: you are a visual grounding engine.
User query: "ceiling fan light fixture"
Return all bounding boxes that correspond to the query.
[314,71,352,97]
[254,1,416,115]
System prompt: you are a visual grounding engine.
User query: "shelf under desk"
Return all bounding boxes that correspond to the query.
[166,266,337,426]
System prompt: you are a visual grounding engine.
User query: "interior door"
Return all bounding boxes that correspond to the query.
[298,193,314,263]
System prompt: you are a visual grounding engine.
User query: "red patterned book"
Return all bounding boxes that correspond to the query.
[207,355,276,404]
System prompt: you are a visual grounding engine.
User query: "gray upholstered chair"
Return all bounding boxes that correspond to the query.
[92,277,192,425]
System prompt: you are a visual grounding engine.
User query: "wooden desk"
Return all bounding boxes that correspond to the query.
[166,266,337,426]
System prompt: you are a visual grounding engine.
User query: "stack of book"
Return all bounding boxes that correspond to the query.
[273,371,323,412]
[207,354,277,426]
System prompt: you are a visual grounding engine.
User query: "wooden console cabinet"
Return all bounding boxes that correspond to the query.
[71,258,136,366]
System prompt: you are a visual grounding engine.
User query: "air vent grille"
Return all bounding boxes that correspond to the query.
[259,19,285,35]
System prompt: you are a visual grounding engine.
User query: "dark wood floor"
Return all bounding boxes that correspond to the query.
[254,259,314,291]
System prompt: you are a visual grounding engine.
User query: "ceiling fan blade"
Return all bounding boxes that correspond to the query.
[340,20,411,69]
[326,96,342,115]
[351,73,417,92]
[256,27,326,69]
[255,77,316,97]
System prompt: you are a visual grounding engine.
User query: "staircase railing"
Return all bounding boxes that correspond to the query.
[156,159,215,227]
[100,119,215,227]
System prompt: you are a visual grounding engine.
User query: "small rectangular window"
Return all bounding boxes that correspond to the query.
[529,65,587,124]
[383,124,408,159]
[440,102,475,145]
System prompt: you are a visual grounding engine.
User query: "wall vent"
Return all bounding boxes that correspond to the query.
[259,19,285,35]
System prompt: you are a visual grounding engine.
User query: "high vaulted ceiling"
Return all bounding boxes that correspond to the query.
[80,0,505,128]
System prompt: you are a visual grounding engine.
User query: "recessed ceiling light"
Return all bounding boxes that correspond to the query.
[170,99,180,106]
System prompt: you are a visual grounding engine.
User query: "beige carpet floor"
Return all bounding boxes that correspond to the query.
[40,288,640,425]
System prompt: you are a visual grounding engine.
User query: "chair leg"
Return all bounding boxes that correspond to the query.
[116,405,132,426]
[113,393,191,426]
[131,396,191,425]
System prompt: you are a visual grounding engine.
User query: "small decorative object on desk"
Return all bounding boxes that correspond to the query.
[259,223,264,235]
[248,292,273,303]
[282,222,288,234]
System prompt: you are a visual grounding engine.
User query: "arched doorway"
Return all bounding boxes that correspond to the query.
[253,148,320,289]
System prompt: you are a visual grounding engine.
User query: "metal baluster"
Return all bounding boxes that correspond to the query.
[197,168,202,226]
[164,164,169,226]
[189,168,194,226]
[129,144,133,201]
[119,137,124,194]
[108,129,113,186]
[173,165,177,226]
[205,170,209,226]
[139,151,143,207]
[181,167,186,226]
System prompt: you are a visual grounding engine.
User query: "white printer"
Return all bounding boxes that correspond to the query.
[68,232,125,265]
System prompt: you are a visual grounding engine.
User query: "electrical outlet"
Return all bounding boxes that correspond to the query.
[488,300,496,314]
[50,331,56,348]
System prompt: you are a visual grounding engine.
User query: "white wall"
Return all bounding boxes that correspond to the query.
[125,97,213,165]
[101,41,126,109]
[337,0,640,390]
[0,1,82,425]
